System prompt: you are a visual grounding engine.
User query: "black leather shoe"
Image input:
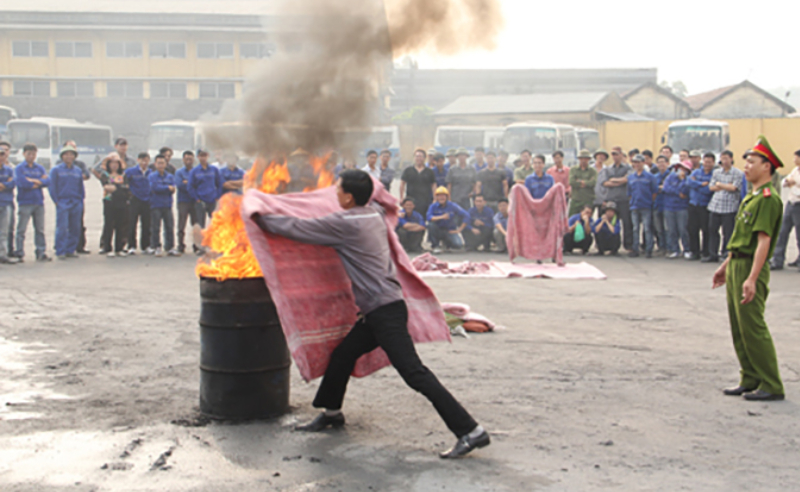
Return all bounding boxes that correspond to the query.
[439,431,490,459]
[743,390,785,401]
[294,412,345,432]
[723,385,757,396]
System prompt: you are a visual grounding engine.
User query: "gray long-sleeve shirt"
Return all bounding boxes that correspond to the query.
[255,204,404,315]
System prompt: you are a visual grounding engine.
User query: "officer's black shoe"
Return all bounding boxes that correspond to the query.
[743,390,785,401]
[723,385,758,396]
[294,412,345,432]
[769,261,783,271]
[440,430,491,459]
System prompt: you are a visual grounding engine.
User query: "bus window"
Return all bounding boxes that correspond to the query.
[149,125,196,152]
[8,121,50,150]
[503,127,557,155]
[438,129,484,148]
[0,108,15,127]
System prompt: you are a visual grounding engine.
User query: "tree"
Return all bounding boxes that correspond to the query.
[391,105,434,125]
[660,80,688,98]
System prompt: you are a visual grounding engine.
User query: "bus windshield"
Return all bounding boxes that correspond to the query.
[9,122,50,150]
[59,127,112,148]
[503,127,557,155]
[577,131,600,154]
[668,126,723,153]
[438,130,485,148]
[360,131,394,150]
[149,125,195,151]
[0,108,14,127]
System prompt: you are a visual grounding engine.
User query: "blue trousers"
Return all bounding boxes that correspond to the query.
[150,207,175,251]
[55,202,83,256]
[427,224,464,249]
[665,209,689,254]
[631,208,654,254]
[16,204,46,258]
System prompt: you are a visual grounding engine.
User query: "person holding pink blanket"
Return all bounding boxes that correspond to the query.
[250,170,489,459]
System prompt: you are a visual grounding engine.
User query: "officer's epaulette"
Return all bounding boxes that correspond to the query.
[764,187,772,198]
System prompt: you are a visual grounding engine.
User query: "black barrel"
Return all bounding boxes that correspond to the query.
[199,277,290,419]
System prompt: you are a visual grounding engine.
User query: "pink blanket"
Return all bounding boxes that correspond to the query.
[241,181,450,382]
[507,183,568,264]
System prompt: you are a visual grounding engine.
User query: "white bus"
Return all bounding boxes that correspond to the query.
[7,117,114,169]
[665,119,730,164]
[355,126,400,168]
[503,122,578,165]
[148,120,208,164]
[0,105,19,139]
[434,125,505,154]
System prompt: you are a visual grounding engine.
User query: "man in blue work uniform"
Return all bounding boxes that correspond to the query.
[564,204,594,255]
[49,145,85,259]
[493,198,510,253]
[0,143,16,264]
[686,153,716,261]
[524,154,555,199]
[652,155,671,254]
[220,156,245,196]
[125,152,153,255]
[189,149,222,231]
[61,139,92,254]
[427,186,470,254]
[175,151,201,254]
[396,197,426,253]
[627,154,657,258]
[431,153,450,188]
[148,154,179,257]
[473,147,487,173]
[463,194,495,252]
[14,143,51,262]
[663,161,691,259]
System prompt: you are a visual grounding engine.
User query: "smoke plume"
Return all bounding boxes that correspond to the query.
[208,0,504,159]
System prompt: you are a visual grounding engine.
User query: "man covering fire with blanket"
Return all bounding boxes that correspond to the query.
[251,169,489,459]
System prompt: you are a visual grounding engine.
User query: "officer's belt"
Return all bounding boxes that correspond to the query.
[730,251,753,260]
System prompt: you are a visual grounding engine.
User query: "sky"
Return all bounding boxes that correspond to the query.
[413,0,800,96]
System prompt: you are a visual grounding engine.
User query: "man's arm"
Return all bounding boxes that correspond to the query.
[252,213,347,247]
[742,233,771,304]
[399,180,406,199]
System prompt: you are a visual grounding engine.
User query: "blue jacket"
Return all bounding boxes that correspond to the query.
[0,164,15,206]
[474,161,487,173]
[189,165,222,203]
[49,163,85,208]
[468,206,495,231]
[593,216,620,236]
[220,166,246,195]
[426,200,470,231]
[397,210,425,230]
[687,168,714,207]
[493,211,508,231]
[432,164,450,187]
[15,162,50,206]
[662,171,689,212]
[175,166,196,203]
[627,170,657,210]
[653,170,670,212]
[148,171,176,209]
[524,172,555,199]
[124,165,152,202]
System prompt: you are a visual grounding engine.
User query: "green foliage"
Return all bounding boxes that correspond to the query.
[392,106,434,124]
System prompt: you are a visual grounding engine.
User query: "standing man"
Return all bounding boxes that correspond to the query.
[125,152,153,255]
[493,199,509,253]
[220,155,245,196]
[546,150,570,199]
[643,150,656,174]
[396,198,426,253]
[513,150,535,184]
[176,151,200,254]
[713,136,785,402]
[599,147,632,251]
[362,150,381,180]
[593,149,610,214]
[689,150,702,170]
[524,155,555,199]
[568,150,597,216]
[189,149,223,230]
[626,154,657,258]
[431,153,450,188]
[427,187,469,253]
[14,143,51,262]
[653,155,671,254]
[0,143,16,264]
[497,150,514,189]
[463,195,494,252]
[400,149,436,218]
[379,149,395,192]
[446,148,478,210]
[593,149,609,172]
[426,148,437,168]
[769,149,800,270]
[660,145,674,162]
[476,153,508,209]
[94,137,135,179]
[663,161,691,259]
[707,151,744,263]
[49,145,85,259]
[686,153,716,261]
[61,139,92,254]
[446,148,458,170]
[148,155,178,257]
[473,147,487,173]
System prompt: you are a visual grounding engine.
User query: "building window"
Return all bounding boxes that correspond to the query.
[106,41,142,58]
[150,82,187,99]
[199,82,235,99]
[240,42,276,59]
[149,42,186,59]
[13,80,51,97]
[197,42,234,59]
[57,81,95,98]
[107,81,144,98]
[12,41,49,57]
[55,41,93,58]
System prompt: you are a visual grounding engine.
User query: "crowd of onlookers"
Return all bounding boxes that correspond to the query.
[0,137,244,263]
[389,144,800,269]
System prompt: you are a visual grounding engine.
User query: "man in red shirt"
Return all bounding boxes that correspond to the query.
[547,150,571,199]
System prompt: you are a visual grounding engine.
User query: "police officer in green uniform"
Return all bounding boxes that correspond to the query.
[712,135,785,401]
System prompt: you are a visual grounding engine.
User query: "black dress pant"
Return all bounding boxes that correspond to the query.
[102,201,129,253]
[313,301,478,438]
[397,228,424,253]
[77,207,87,252]
[614,199,633,250]
[463,227,493,251]
[128,196,151,250]
[708,211,736,260]
[563,233,593,253]
[688,204,710,257]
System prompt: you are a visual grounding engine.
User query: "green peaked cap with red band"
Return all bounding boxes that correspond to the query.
[746,135,784,169]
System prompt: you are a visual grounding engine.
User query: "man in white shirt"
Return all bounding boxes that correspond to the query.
[769,149,800,270]
[361,150,381,180]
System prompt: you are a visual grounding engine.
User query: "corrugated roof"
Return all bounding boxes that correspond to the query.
[685,85,735,111]
[595,111,653,121]
[434,92,612,116]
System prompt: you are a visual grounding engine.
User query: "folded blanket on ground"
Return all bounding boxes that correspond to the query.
[441,302,497,332]
[507,183,568,264]
[241,181,450,382]
[412,253,492,275]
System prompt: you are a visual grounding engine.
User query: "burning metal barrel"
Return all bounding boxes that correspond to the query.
[199,277,290,419]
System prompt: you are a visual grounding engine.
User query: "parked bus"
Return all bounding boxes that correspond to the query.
[354,126,400,169]
[434,125,505,154]
[665,119,730,164]
[575,127,601,156]
[7,117,113,169]
[503,122,578,166]
[148,120,208,165]
[0,105,19,139]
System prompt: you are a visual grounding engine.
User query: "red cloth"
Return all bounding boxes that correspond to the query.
[241,181,450,382]
[507,183,568,264]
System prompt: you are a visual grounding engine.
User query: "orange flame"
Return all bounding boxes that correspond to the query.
[196,154,334,281]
